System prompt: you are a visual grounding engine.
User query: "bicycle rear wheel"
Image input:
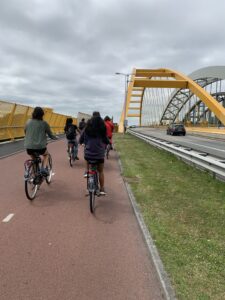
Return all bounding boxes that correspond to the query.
[25,164,38,200]
[106,144,110,159]
[69,145,76,167]
[46,154,53,184]
[87,173,97,213]
[69,147,73,167]
[89,191,95,213]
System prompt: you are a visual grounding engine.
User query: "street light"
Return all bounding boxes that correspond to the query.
[115,72,132,133]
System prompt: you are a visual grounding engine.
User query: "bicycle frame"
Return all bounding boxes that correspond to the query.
[26,156,43,182]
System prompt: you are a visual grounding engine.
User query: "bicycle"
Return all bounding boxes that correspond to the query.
[105,143,111,159]
[68,141,78,167]
[87,160,100,213]
[24,153,53,200]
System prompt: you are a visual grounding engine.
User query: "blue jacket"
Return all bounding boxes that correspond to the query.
[79,131,109,160]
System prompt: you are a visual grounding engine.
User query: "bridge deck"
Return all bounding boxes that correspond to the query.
[0,139,163,300]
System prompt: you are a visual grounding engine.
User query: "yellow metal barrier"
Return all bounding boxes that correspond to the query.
[0,100,77,141]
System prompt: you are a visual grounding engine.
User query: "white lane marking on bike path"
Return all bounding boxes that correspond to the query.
[2,213,14,223]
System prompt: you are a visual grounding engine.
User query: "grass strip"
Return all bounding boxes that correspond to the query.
[114,133,225,300]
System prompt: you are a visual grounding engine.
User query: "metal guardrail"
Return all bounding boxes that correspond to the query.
[128,129,225,181]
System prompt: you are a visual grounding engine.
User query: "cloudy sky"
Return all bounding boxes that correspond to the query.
[0,0,225,122]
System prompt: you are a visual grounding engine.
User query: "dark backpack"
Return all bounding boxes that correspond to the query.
[66,125,76,140]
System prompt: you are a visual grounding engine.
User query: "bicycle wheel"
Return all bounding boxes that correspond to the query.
[89,191,95,213]
[25,163,38,200]
[69,147,73,167]
[73,144,78,160]
[69,144,76,167]
[87,173,96,213]
[106,144,110,159]
[46,154,53,184]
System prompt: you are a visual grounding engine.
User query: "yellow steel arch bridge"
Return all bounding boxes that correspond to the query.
[118,67,225,132]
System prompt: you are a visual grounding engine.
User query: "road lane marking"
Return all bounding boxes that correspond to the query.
[2,213,14,223]
[185,141,225,152]
[148,130,225,152]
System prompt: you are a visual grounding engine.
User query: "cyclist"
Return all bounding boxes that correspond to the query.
[79,111,109,195]
[24,106,57,176]
[78,118,86,131]
[104,116,114,149]
[64,118,80,160]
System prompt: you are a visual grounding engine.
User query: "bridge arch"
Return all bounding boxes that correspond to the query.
[160,66,225,124]
[119,67,225,132]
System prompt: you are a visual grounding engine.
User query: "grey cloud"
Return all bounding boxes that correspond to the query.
[0,0,225,122]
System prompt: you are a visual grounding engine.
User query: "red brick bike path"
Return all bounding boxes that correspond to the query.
[0,139,164,300]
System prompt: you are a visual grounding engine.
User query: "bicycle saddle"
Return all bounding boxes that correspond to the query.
[88,160,98,164]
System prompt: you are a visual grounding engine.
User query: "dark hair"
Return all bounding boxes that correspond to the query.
[64,117,73,132]
[81,118,85,121]
[104,116,111,122]
[66,118,73,126]
[32,107,44,120]
[92,111,101,117]
[85,115,106,137]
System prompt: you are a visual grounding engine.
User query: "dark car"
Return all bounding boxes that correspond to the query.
[166,123,186,136]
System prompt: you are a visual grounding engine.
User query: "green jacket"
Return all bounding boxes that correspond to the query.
[24,119,56,149]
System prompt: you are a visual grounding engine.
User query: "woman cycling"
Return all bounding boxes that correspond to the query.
[24,106,57,176]
[79,111,109,195]
[104,116,114,149]
[64,118,80,160]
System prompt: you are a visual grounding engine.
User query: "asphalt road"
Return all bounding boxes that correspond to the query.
[133,127,225,159]
[0,139,25,158]
[0,139,164,300]
[0,135,64,159]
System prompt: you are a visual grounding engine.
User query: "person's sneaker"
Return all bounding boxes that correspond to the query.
[83,172,88,178]
[41,167,49,177]
[75,156,79,160]
[99,189,106,196]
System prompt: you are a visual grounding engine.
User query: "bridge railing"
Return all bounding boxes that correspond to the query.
[0,100,76,141]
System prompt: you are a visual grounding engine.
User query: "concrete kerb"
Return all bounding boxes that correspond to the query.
[116,152,176,300]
